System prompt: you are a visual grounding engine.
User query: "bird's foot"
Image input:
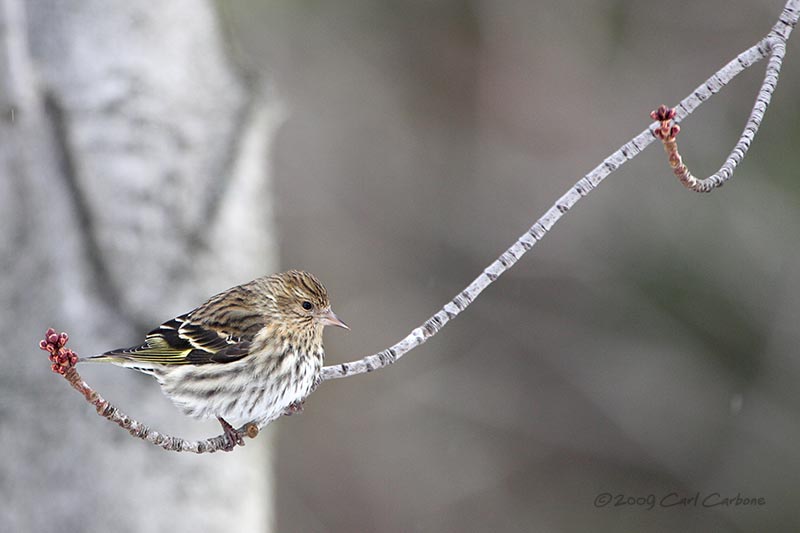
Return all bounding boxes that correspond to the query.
[217,417,245,451]
[284,400,305,416]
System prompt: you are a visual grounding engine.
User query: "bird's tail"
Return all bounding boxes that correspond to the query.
[79,354,124,364]
[79,353,160,376]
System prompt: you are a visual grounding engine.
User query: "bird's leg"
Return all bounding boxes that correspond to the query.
[217,417,245,451]
[284,399,305,416]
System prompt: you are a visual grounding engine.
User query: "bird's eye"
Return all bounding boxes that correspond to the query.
[301,301,313,311]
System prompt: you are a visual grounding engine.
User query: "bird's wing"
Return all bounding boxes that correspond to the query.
[97,313,256,365]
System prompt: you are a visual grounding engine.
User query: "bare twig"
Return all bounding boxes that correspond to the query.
[650,36,787,192]
[320,0,799,381]
[63,367,258,453]
[39,328,257,453]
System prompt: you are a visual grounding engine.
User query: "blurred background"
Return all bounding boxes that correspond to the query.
[3,0,800,532]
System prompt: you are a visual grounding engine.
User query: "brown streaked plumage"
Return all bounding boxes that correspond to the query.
[82,270,348,450]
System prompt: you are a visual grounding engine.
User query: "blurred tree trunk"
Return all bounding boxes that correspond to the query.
[1,1,280,531]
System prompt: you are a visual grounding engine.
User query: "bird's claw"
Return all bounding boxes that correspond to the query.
[284,400,305,416]
[217,417,245,452]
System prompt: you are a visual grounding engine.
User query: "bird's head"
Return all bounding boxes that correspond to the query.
[265,270,349,341]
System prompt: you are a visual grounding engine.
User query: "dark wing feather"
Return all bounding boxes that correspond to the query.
[95,282,269,366]
[206,341,255,363]
[99,312,260,366]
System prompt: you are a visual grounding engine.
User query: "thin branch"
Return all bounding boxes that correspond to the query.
[39,328,258,453]
[651,39,786,192]
[320,0,799,381]
[63,366,259,453]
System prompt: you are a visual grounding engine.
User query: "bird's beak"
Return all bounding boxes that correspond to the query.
[318,309,350,330]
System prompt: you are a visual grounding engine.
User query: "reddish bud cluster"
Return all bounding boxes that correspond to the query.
[650,104,680,141]
[650,104,676,122]
[39,327,78,374]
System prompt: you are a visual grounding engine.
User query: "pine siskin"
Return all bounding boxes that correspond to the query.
[82,270,348,450]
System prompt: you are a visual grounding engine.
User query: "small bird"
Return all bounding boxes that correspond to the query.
[82,270,348,450]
